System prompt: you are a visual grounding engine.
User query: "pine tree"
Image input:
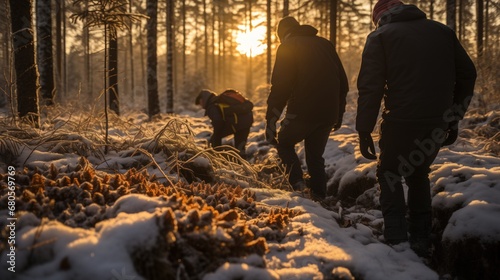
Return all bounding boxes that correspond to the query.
[71,0,145,152]
[71,0,144,115]
[147,0,160,117]
[36,0,55,105]
[10,0,40,127]
[166,0,175,114]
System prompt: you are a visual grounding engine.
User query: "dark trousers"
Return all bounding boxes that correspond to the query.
[277,119,333,197]
[234,128,250,157]
[211,127,250,158]
[377,121,446,242]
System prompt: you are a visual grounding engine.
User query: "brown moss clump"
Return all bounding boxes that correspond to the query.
[0,160,301,279]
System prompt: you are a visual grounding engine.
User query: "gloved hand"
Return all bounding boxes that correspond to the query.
[265,122,278,146]
[442,121,459,146]
[359,131,377,160]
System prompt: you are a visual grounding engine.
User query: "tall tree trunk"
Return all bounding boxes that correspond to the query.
[104,25,109,154]
[446,0,457,31]
[181,0,186,93]
[226,21,233,88]
[283,0,289,17]
[55,0,63,99]
[108,29,119,114]
[62,0,67,97]
[166,0,175,114]
[128,1,135,105]
[54,0,67,100]
[330,0,338,48]
[9,0,39,127]
[218,3,225,91]
[203,0,208,77]
[139,21,146,101]
[458,0,464,41]
[194,0,199,70]
[211,1,216,88]
[245,0,253,96]
[369,0,374,30]
[429,0,435,20]
[146,0,159,117]
[266,0,272,84]
[476,0,484,58]
[36,0,55,105]
[84,0,91,98]
[0,0,9,108]
[484,0,489,55]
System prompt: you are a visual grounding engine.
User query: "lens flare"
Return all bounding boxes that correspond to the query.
[235,25,267,57]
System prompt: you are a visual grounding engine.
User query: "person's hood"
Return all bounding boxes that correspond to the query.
[196,89,216,109]
[290,25,318,36]
[378,4,426,27]
[283,25,318,41]
[277,16,300,42]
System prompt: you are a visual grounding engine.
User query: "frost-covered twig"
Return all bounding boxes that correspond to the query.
[134,147,177,192]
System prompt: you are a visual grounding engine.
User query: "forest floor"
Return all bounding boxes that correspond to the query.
[0,93,499,279]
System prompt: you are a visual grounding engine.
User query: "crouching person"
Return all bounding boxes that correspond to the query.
[196,89,254,159]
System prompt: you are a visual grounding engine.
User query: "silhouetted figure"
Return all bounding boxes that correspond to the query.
[196,89,254,158]
[356,0,476,257]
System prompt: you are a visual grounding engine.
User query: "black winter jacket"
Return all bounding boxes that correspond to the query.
[204,95,253,145]
[266,25,349,125]
[356,5,477,132]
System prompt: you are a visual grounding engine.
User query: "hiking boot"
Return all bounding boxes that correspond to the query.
[410,237,431,259]
[385,238,408,246]
[292,181,307,191]
[383,215,408,245]
[310,192,325,202]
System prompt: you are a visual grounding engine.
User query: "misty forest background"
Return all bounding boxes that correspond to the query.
[0,0,498,127]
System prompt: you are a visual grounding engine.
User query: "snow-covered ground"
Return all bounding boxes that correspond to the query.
[0,94,499,280]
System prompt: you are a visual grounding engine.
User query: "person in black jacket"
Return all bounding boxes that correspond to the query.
[356,0,476,257]
[196,89,254,158]
[266,16,349,200]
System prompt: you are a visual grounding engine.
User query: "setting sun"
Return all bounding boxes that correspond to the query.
[235,25,267,57]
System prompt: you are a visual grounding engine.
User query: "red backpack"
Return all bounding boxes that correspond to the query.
[214,89,253,118]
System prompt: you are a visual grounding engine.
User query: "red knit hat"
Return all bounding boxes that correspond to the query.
[372,0,403,25]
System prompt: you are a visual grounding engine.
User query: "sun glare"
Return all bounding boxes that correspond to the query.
[235,25,267,57]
